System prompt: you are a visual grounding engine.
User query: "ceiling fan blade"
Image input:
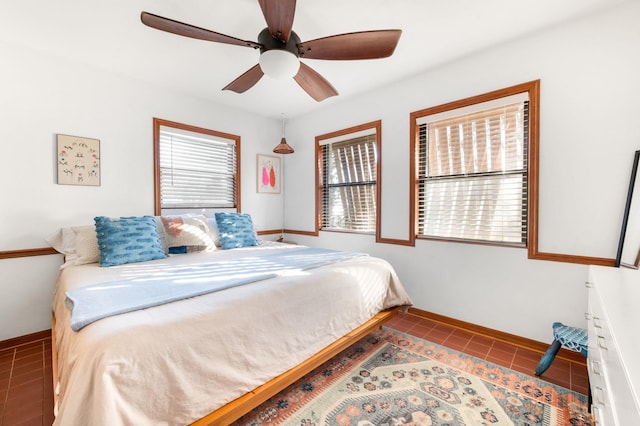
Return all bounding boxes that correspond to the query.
[298,30,402,60]
[222,64,264,93]
[293,62,338,102]
[258,0,296,43]
[141,12,261,49]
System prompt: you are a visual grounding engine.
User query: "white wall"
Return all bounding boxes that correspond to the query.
[0,41,283,340]
[282,1,640,342]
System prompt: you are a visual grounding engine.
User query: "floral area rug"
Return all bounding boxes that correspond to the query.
[233,327,593,426]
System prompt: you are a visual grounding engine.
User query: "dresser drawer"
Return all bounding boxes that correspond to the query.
[586,267,640,425]
[587,285,614,425]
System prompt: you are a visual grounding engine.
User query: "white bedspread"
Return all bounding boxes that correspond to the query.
[52,242,412,426]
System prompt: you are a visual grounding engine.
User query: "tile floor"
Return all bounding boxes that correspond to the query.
[385,312,589,395]
[0,312,588,425]
[0,335,54,426]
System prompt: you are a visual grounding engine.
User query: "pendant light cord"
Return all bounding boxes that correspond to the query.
[281,113,286,138]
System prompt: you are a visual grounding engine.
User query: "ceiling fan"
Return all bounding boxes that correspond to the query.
[141,0,401,102]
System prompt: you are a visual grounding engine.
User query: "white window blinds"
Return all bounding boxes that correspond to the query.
[417,100,528,244]
[322,135,377,232]
[159,127,237,209]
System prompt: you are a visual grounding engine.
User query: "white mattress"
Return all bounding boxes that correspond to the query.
[52,243,412,425]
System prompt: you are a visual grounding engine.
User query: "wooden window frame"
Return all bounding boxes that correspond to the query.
[410,82,537,249]
[153,118,241,215]
[315,121,383,238]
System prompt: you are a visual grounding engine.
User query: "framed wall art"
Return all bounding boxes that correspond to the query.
[56,134,101,186]
[257,154,280,194]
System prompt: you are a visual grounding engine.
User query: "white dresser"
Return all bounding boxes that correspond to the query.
[586,265,640,425]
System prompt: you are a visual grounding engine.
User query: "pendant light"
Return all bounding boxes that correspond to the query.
[273,113,294,154]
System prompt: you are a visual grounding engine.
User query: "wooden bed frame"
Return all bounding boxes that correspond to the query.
[52,308,400,425]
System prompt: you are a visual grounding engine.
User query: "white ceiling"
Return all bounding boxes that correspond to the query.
[0,0,625,120]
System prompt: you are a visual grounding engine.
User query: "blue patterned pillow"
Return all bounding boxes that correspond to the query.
[94,216,166,267]
[214,212,258,250]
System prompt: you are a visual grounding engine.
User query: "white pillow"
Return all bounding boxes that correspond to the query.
[45,227,75,256]
[160,214,216,252]
[45,225,100,267]
[72,225,100,265]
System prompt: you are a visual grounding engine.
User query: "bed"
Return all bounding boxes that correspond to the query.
[49,215,412,425]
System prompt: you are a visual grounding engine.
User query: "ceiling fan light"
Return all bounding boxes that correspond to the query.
[273,137,295,154]
[259,50,300,79]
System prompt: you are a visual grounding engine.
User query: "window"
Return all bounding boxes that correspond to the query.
[411,82,539,246]
[153,118,240,213]
[317,121,381,233]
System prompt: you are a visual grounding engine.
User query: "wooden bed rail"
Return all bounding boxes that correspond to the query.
[51,314,59,414]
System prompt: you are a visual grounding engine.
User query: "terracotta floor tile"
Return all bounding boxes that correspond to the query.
[0,349,14,366]
[0,361,13,376]
[12,351,41,365]
[13,343,43,360]
[6,380,44,402]
[572,383,590,396]
[442,334,471,351]
[2,409,44,426]
[514,348,544,361]
[572,373,590,389]
[468,334,494,347]
[425,328,451,344]
[572,364,589,380]
[447,330,471,341]
[511,356,539,374]
[8,375,44,394]
[509,364,534,376]
[3,403,44,425]
[10,365,43,385]
[407,322,435,337]
[488,343,517,357]
[538,365,572,389]
[490,340,518,354]
[466,336,492,348]
[450,328,474,341]
[486,355,513,367]
[391,324,408,333]
[432,323,457,334]
[409,328,434,341]
[387,315,414,327]
[13,419,44,426]
[464,346,491,360]
[44,408,56,425]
